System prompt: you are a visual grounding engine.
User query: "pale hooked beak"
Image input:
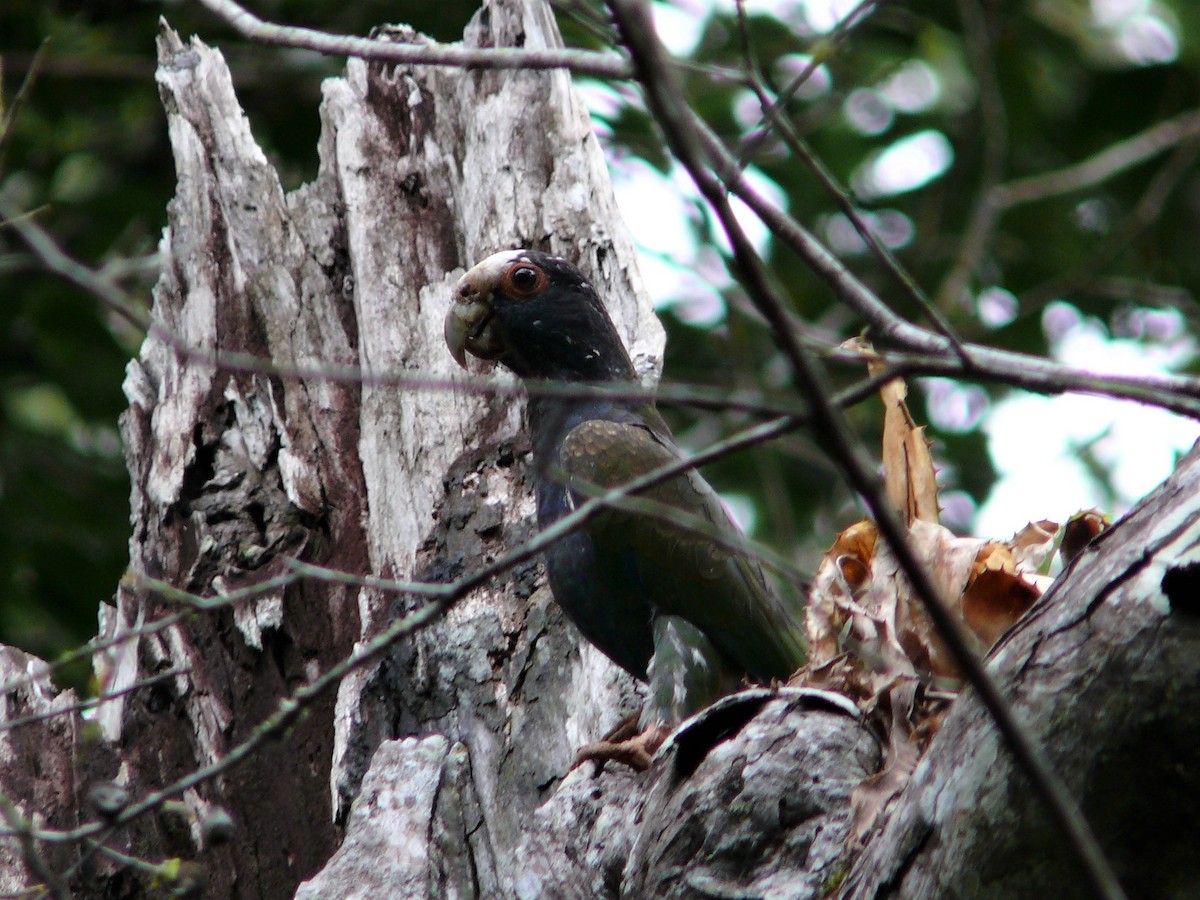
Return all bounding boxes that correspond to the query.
[445,252,523,367]
[444,294,492,369]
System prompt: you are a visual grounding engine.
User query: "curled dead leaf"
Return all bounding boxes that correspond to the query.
[802,354,1113,853]
[963,542,1043,648]
[1009,519,1060,569]
[805,521,880,666]
[834,520,878,593]
[893,520,986,681]
[1060,509,1111,565]
[847,339,941,526]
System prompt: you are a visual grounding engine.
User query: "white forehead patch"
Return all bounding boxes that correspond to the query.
[459,249,532,295]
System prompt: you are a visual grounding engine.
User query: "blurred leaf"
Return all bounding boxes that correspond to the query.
[4,381,79,437]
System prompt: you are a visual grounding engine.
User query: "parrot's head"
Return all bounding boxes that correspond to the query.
[445,249,635,382]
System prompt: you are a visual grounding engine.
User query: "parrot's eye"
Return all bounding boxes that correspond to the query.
[503,263,548,298]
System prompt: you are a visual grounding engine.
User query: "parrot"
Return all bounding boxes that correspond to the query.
[445,249,806,768]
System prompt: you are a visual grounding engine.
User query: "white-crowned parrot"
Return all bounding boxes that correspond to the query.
[445,249,806,767]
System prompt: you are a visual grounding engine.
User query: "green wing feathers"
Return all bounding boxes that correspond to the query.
[559,418,807,684]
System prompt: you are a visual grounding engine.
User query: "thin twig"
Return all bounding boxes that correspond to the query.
[606,1,1127,896]
[937,100,1200,309]
[826,345,1200,419]
[0,408,804,846]
[0,669,186,733]
[9,187,1200,426]
[996,106,1200,209]
[0,198,808,420]
[194,0,631,79]
[294,414,813,594]
[687,118,1200,416]
[550,0,618,48]
[0,41,49,166]
[735,0,881,164]
[935,0,1009,310]
[0,357,918,849]
[0,572,299,706]
[729,0,971,362]
[0,794,68,900]
[0,198,149,332]
[1021,134,1200,311]
[0,364,903,748]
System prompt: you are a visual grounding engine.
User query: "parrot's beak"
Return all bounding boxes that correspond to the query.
[447,251,532,368]
[445,272,501,368]
[444,298,484,369]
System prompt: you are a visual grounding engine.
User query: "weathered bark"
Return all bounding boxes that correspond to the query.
[300,688,873,898]
[0,648,91,897]
[8,0,660,894]
[118,0,661,895]
[1,0,1199,897]
[841,445,1200,899]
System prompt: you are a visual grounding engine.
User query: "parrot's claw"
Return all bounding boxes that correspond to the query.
[571,722,671,773]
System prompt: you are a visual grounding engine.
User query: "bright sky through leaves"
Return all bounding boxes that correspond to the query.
[596,0,1199,543]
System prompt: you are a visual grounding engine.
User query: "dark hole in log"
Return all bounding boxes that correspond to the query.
[1161,562,1200,616]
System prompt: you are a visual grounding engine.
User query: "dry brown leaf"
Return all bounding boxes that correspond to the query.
[806,518,1003,690]
[839,554,872,592]
[821,518,915,690]
[893,519,986,681]
[807,513,1059,687]
[804,352,1106,844]
[791,654,877,704]
[864,348,939,526]
[1009,519,1059,569]
[1060,509,1111,565]
[962,542,1043,648]
[805,521,879,666]
[833,519,878,592]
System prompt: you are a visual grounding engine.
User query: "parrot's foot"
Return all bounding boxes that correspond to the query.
[571,722,671,773]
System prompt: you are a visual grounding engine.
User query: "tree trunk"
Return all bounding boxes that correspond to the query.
[840,442,1200,899]
[1,0,1198,897]
[117,0,660,894]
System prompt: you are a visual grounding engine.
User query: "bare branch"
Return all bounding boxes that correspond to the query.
[0,612,183,700]
[735,0,880,162]
[687,119,1200,417]
[1022,134,1200,310]
[193,0,632,79]
[996,106,1200,209]
[605,1,1126,896]
[935,0,1009,310]
[0,198,149,332]
[0,794,68,900]
[728,3,971,362]
[0,41,48,166]
[936,73,1200,310]
[0,669,186,733]
[10,185,1198,456]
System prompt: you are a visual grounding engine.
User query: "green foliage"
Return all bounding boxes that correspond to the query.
[628,0,1200,556]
